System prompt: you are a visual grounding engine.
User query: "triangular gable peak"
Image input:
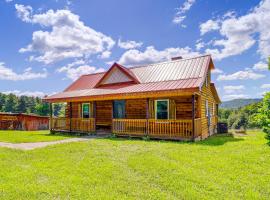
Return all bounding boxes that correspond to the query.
[95,63,140,87]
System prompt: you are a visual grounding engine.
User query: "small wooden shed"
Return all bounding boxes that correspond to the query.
[0,113,49,131]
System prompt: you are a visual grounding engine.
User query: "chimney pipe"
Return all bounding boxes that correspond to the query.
[171,56,183,61]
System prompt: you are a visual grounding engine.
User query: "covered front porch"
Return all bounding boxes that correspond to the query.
[49,95,203,140]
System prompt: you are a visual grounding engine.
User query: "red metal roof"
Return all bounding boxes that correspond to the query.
[45,55,214,101]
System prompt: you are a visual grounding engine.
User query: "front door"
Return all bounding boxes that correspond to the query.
[113,100,126,119]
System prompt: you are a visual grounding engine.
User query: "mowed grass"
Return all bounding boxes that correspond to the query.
[0,130,74,143]
[0,131,270,199]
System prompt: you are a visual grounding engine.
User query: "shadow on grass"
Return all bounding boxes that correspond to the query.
[102,133,244,146]
[195,133,244,146]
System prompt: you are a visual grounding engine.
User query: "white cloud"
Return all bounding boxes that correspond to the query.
[118,46,199,66]
[118,39,143,49]
[16,6,115,64]
[173,0,195,26]
[223,94,249,101]
[223,85,245,94]
[202,0,270,60]
[261,83,270,89]
[200,19,220,35]
[0,62,47,81]
[2,90,46,97]
[57,60,105,80]
[212,68,223,74]
[98,51,111,59]
[253,61,268,71]
[217,69,265,81]
[15,4,33,22]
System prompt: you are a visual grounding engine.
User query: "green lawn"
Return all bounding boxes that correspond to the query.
[0,131,270,199]
[0,130,74,143]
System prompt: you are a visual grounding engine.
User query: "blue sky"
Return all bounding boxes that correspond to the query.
[0,0,269,100]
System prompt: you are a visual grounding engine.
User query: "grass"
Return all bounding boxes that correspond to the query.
[0,130,75,143]
[0,131,270,199]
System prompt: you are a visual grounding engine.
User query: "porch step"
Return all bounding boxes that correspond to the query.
[95,130,111,136]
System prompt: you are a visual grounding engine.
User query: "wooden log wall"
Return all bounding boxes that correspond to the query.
[125,99,147,119]
[200,70,218,139]
[95,101,113,126]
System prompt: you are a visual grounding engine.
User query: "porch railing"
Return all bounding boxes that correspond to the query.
[51,117,95,133]
[112,118,202,139]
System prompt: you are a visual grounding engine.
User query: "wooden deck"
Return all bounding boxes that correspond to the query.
[112,118,202,140]
[50,117,205,140]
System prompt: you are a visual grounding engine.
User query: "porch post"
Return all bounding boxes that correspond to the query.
[192,95,195,141]
[69,102,72,132]
[49,103,53,134]
[146,98,149,136]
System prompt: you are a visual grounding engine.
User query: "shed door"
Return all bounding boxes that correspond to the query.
[113,100,125,119]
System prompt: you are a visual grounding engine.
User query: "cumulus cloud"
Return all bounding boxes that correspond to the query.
[16,5,115,64]
[261,83,270,89]
[118,46,199,66]
[201,0,270,60]
[0,62,47,81]
[118,39,143,49]
[173,0,196,26]
[57,60,105,80]
[253,61,268,71]
[200,19,220,35]
[223,85,245,94]
[15,4,33,22]
[223,94,249,101]
[217,69,265,81]
[2,90,47,97]
[212,68,223,74]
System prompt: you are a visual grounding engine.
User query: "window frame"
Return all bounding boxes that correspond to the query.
[81,103,91,119]
[155,99,170,120]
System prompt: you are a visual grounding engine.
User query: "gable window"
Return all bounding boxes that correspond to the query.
[155,99,169,119]
[205,72,208,87]
[82,103,90,118]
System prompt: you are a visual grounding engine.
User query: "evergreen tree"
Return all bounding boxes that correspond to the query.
[16,96,28,113]
[4,93,18,113]
[0,93,6,112]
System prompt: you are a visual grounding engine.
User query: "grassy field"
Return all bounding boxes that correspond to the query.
[0,130,74,143]
[0,131,270,199]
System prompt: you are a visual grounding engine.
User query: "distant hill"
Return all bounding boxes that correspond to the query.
[220,98,262,109]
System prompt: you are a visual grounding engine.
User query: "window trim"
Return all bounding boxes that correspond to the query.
[81,103,91,119]
[155,99,169,120]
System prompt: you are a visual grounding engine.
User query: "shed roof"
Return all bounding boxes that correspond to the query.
[45,54,215,102]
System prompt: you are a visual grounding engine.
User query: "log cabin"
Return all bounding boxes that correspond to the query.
[44,54,220,141]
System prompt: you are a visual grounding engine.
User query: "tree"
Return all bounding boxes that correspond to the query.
[268,57,270,70]
[0,93,6,112]
[4,94,18,113]
[255,92,270,144]
[35,102,50,116]
[16,96,28,113]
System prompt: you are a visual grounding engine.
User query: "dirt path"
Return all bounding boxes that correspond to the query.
[0,136,98,150]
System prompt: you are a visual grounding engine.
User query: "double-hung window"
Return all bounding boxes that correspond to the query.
[155,99,169,119]
[82,103,90,119]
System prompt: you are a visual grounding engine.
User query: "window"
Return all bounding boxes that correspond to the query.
[113,100,125,119]
[155,100,169,119]
[213,103,215,115]
[205,100,209,117]
[82,103,90,118]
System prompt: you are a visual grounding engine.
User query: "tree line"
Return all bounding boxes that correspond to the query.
[0,93,65,116]
[219,92,270,144]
